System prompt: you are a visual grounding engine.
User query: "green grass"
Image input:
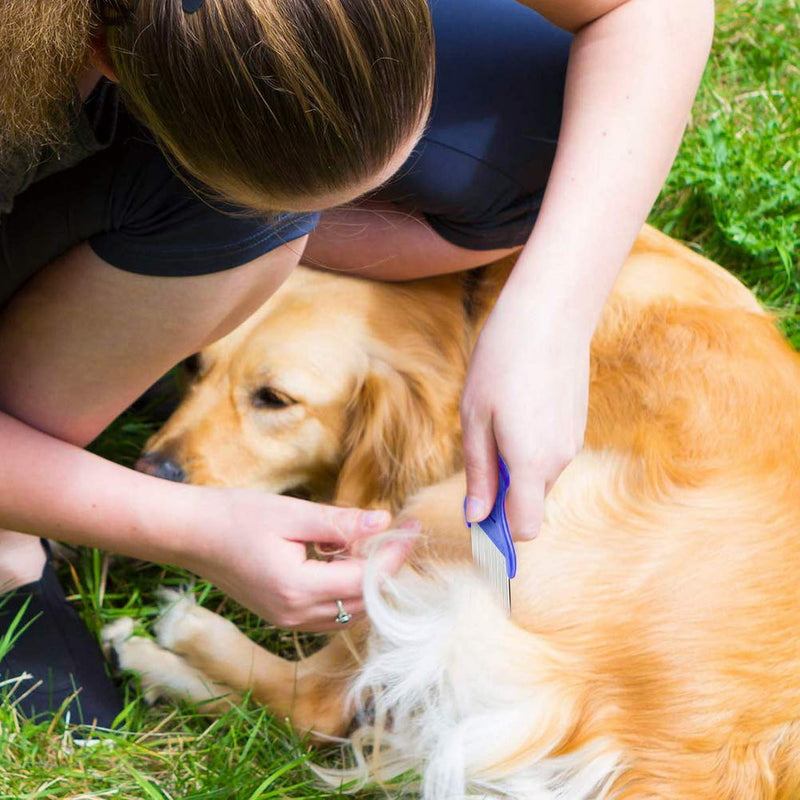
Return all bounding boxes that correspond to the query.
[2,1,797,796]
[649,0,799,346]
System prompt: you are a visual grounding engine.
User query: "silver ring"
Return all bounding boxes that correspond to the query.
[334,600,352,624]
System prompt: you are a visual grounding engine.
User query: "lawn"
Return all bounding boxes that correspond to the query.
[1,0,797,797]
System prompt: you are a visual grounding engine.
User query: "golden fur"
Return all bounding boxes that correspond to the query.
[136,265,469,509]
[107,224,800,798]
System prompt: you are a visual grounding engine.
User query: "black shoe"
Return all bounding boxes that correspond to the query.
[0,558,123,728]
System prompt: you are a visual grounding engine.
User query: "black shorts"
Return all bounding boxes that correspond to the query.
[0,0,570,306]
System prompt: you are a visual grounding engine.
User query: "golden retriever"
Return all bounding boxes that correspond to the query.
[104,225,800,799]
[133,263,472,510]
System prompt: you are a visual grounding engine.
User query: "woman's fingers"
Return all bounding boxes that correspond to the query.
[461,406,499,525]
[195,491,419,630]
[298,534,417,606]
[500,451,547,542]
[283,500,392,546]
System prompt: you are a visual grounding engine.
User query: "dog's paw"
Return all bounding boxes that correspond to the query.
[101,619,170,705]
[153,586,204,653]
[100,616,136,658]
[102,608,236,709]
[154,584,195,606]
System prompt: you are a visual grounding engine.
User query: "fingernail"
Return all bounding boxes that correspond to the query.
[362,510,391,530]
[465,496,487,523]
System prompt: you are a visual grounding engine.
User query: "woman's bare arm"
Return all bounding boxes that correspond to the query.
[0,399,408,632]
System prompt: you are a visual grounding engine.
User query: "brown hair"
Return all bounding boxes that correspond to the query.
[101,0,434,211]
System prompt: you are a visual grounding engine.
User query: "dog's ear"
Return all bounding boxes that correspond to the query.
[333,357,463,512]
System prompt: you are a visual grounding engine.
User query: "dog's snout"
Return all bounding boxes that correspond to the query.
[156,459,186,483]
[135,452,187,483]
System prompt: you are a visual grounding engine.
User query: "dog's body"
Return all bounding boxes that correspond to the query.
[106,226,800,798]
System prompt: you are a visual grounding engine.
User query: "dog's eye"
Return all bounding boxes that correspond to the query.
[252,387,294,409]
[183,354,202,378]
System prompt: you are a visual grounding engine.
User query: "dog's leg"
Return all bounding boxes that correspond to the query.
[101,617,240,711]
[153,590,364,738]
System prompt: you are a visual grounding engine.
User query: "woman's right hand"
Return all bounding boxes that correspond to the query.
[180,488,416,632]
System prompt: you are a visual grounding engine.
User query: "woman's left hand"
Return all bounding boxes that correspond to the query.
[461,286,591,541]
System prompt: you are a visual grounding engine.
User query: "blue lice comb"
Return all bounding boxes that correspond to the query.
[465,455,517,613]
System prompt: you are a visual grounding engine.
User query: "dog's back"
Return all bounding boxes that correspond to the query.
[347,230,800,799]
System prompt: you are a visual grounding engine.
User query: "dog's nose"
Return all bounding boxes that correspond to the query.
[135,452,187,483]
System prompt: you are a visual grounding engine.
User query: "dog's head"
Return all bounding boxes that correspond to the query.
[136,266,471,510]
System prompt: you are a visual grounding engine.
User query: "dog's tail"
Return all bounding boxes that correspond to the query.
[316,545,621,799]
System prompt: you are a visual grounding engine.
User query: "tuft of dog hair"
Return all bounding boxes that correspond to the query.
[316,543,622,800]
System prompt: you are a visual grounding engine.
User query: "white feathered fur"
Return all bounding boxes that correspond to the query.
[316,546,622,799]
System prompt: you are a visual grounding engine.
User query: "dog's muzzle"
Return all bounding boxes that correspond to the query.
[135,452,187,483]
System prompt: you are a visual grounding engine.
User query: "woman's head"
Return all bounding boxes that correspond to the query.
[101,0,434,212]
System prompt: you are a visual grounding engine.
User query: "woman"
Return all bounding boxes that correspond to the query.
[0,0,713,726]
